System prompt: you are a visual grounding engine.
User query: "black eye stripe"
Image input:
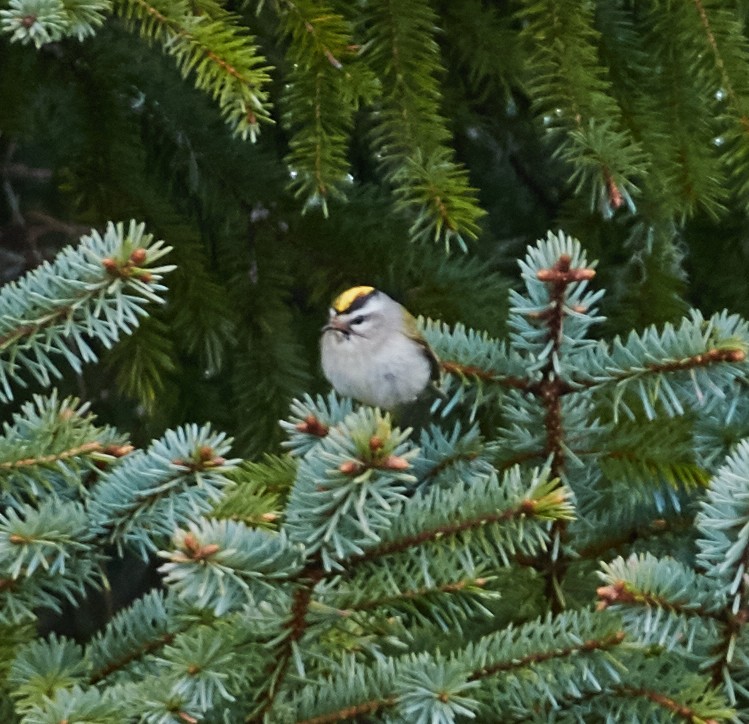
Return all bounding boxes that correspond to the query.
[350,315,366,325]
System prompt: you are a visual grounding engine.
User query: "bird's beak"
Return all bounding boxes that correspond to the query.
[322,317,350,335]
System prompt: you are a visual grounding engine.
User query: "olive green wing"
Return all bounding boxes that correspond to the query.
[403,310,441,382]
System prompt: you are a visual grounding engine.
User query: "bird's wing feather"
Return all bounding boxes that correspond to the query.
[403,310,441,382]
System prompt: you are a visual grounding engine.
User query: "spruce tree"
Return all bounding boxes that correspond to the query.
[2,1,749,722]
[1,226,749,721]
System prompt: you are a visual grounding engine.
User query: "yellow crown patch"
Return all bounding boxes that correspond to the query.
[332,286,375,313]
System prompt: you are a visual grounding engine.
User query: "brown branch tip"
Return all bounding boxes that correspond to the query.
[536,254,596,284]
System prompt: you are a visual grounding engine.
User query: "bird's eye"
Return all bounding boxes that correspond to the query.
[350,315,366,325]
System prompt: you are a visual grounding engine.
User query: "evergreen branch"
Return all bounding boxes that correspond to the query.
[90,633,175,686]
[361,498,537,562]
[0,502,91,579]
[1,441,101,470]
[695,440,749,689]
[525,656,735,723]
[85,590,193,685]
[137,623,240,717]
[598,554,725,656]
[441,0,522,99]
[508,233,601,611]
[395,148,486,251]
[518,0,607,126]
[159,519,304,614]
[0,393,129,505]
[493,388,579,476]
[8,634,87,714]
[631,4,729,219]
[165,230,239,378]
[19,684,124,722]
[525,251,597,474]
[284,408,419,571]
[0,0,69,47]
[0,220,173,403]
[592,417,713,508]
[509,230,604,360]
[0,501,105,625]
[227,259,313,458]
[281,393,355,458]
[210,456,295,529]
[412,422,494,488]
[597,578,721,623]
[613,683,727,722]
[575,513,695,562]
[394,658,482,721]
[559,121,644,218]
[362,0,447,159]
[405,252,510,335]
[318,547,499,631]
[115,0,273,139]
[609,346,745,380]
[282,67,354,213]
[600,447,711,492]
[276,0,345,68]
[104,316,177,411]
[251,578,317,722]
[291,610,626,723]
[517,0,646,217]
[296,697,396,724]
[574,310,749,420]
[89,425,239,559]
[361,0,485,249]
[421,320,530,411]
[693,0,733,95]
[343,465,572,574]
[439,359,528,390]
[468,629,625,682]
[274,0,376,213]
[479,638,731,722]
[56,0,111,40]
[342,576,490,614]
[0,0,111,47]
[688,0,749,212]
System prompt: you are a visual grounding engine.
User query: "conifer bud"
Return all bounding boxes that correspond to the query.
[129,248,147,265]
[383,455,409,470]
[295,415,329,437]
[182,533,199,553]
[102,443,134,458]
[339,460,363,475]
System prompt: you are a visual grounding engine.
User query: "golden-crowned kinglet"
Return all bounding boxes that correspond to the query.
[320,286,440,410]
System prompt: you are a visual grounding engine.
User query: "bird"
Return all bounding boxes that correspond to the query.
[320,286,440,410]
